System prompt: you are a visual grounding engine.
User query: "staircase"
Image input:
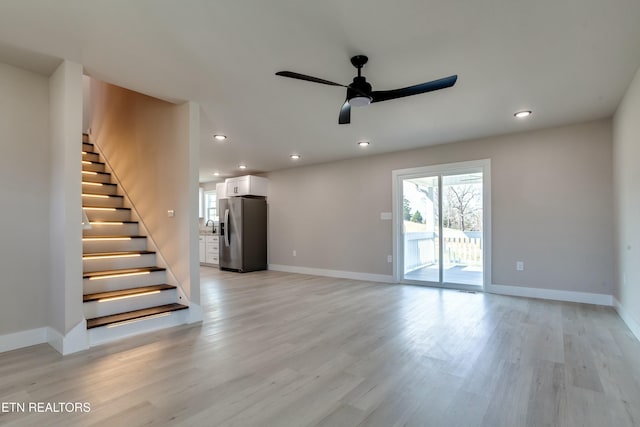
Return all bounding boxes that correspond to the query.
[81,135,188,345]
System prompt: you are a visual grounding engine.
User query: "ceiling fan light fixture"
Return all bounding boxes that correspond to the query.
[348,95,372,107]
[514,110,532,119]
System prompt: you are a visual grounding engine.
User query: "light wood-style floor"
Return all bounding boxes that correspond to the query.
[1,267,639,426]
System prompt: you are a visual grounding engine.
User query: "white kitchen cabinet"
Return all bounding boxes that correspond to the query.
[199,236,205,263]
[225,175,268,197]
[203,235,219,265]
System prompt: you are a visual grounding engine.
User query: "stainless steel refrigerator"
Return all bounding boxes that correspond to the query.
[218,197,267,272]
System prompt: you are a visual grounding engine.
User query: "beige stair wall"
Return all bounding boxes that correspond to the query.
[87,79,201,305]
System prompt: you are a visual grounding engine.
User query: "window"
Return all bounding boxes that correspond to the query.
[204,191,217,223]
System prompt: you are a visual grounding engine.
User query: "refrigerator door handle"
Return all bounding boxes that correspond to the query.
[224,208,230,247]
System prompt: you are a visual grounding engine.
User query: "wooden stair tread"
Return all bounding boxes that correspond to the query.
[82,170,110,175]
[82,206,130,210]
[82,235,145,239]
[82,160,105,165]
[85,220,138,224]
[82,250,154,258]
[82,192,123,198]
[83,266,164,279]
[86,303,188,329]
[82,182,116,187]
[83,284,176,302]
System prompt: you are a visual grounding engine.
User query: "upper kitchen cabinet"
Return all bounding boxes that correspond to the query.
[225,175,268,197]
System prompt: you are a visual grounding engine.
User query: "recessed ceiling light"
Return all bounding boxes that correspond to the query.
[358,141,370,147]
[290,154,301,160]
[238,164,247,169]
[212,172,220,176]
[514,110,532,119]
[213,134,227,141]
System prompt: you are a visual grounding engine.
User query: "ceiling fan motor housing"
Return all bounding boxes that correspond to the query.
[348,76,372,106]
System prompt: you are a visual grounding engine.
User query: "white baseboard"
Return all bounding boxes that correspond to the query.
[47,320,89,355]
[0,321,89,355]
[486,283,613,306]
[268,264,394,283]
[614,298,640,341]
[0,327,48,353]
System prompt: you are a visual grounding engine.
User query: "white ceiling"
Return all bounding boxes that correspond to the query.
[1,0,640,183]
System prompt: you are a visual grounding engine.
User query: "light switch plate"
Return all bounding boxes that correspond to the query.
[167,209,175,217]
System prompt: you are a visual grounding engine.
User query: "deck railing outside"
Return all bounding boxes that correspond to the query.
[404,228,482,273]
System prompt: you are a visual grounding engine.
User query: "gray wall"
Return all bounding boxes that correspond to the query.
[613,65,640,326]
[0,62,51,335]
[266,119,614,295]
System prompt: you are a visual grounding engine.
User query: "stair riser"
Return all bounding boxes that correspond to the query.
[82,223,139,237]
[83,270,167,294]
[83,289,177,319]
[82,163,106,173]
[88,308,188,346]
[84,209,131,222]
[82,195,124,208]
[81,172,111,184]
[82,183,118,195]
[82,152,100,162]
[83,238,147,253]
[83,253,156,273]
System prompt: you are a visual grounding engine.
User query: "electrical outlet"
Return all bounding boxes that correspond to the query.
[292,250,297,257]
[387,255,393,263]
[516,261,524,271]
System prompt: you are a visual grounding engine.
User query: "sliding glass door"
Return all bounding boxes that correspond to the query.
[393,161,490,290]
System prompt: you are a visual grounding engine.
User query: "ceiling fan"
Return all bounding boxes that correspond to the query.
[276,55,457,124]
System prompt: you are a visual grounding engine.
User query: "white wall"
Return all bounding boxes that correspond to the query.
[266,119,614,296]
[89,80,201,305]
[48,60,84,343]
[0,62,51,336]
[613,65,640,337]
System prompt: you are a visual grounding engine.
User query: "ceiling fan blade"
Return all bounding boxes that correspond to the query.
[275,71,346,87]
[371,75,458,103]
[339,99,351,124]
